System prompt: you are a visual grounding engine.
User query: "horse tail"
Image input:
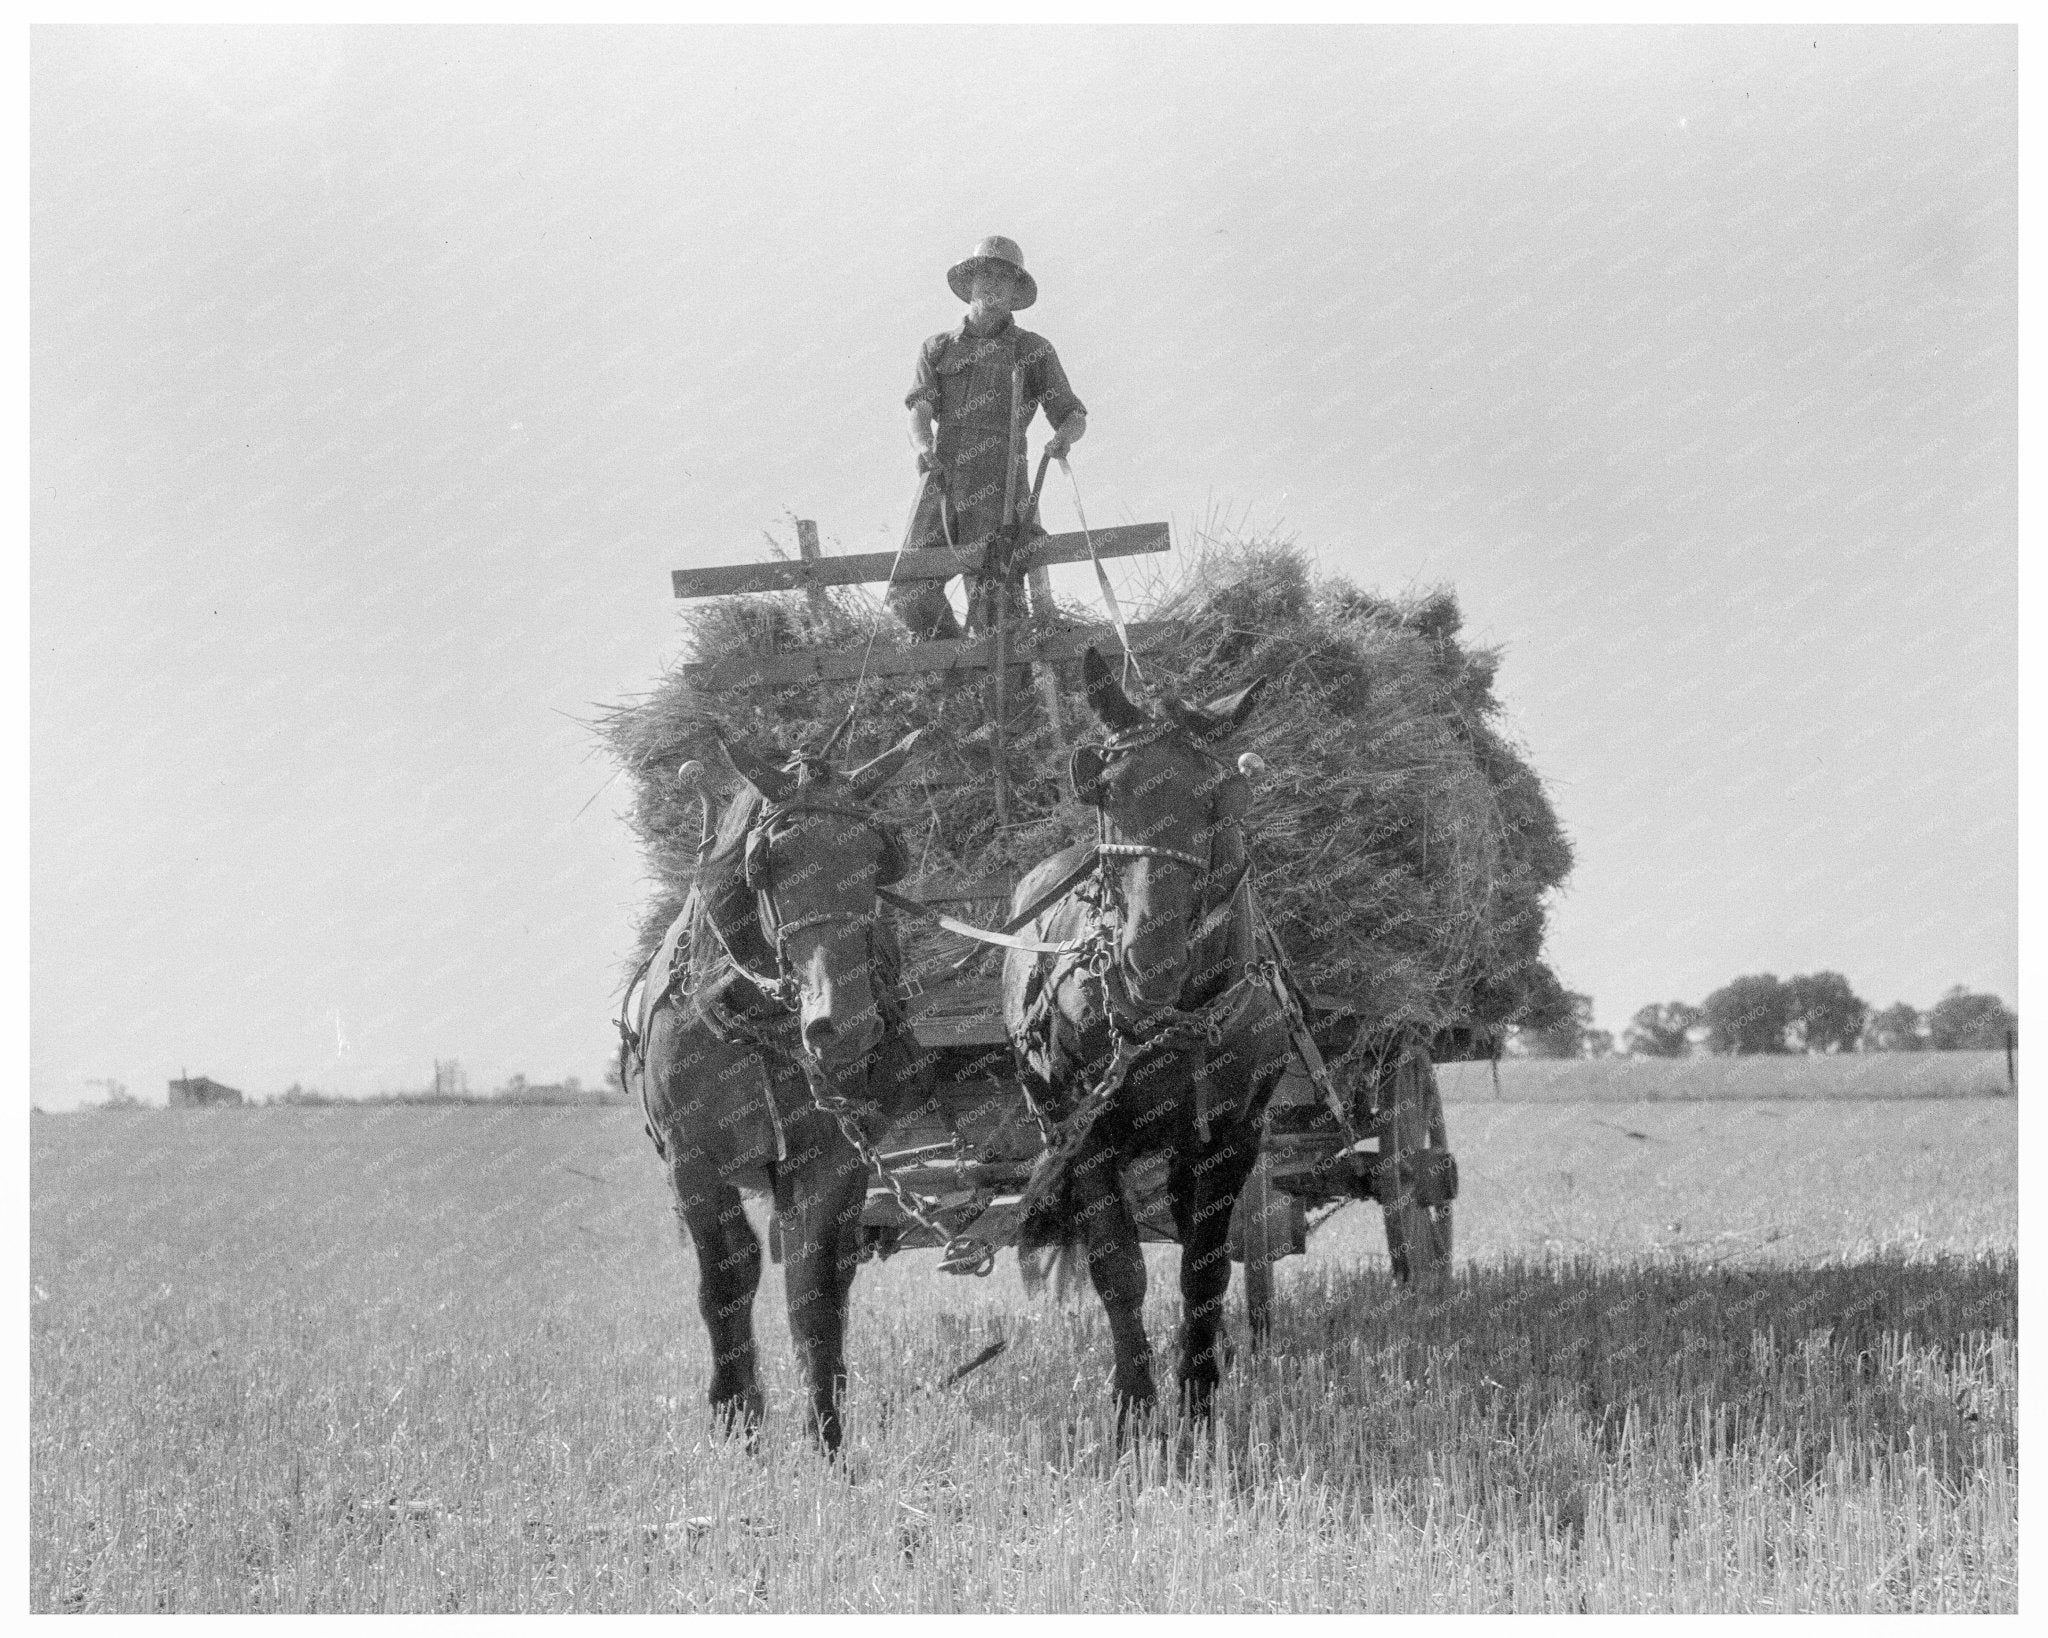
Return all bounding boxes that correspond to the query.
[1015,1243,1090,1304]
[1015,1154,1091,1303]
[1007,1244,1089,1302]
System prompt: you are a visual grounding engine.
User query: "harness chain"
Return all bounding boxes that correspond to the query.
[800,1063,1000,1276]
[689,924,990,1270]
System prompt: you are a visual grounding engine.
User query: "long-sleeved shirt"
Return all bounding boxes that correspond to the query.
[903,314,1085,550]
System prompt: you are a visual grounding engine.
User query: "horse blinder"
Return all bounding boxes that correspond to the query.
[875,826,909,887]
[1212,767,1253,823]
[1070,743,1107,804]
[743,823,773,891]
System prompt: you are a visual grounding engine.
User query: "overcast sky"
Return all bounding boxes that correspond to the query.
[30,25,2015,1107]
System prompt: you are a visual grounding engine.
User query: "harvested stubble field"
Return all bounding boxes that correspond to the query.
[1436,1049,2015,1103]
[31,1097,2015,1612]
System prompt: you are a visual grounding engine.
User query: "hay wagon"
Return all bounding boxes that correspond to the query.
[664,503,1466,1322]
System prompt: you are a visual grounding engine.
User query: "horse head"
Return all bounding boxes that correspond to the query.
[710,725,922,1080]
[1070,648,1266,1015]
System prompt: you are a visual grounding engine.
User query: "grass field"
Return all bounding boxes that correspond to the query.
[31,1097,2017,1612]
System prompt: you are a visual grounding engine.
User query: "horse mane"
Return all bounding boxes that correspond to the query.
[688,784,772,979]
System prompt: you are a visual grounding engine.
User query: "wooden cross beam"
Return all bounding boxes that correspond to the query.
[672,516,1170,687]
[671,522,1169,601]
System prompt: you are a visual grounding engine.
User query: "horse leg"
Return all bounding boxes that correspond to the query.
[1070,1142,1156,1426]
[670,1164,766,1436]
[1168,1127,1261,1417]
[776,1141,868,1457]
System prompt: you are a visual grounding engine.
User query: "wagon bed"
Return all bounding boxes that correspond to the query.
[837,952,1465,1296]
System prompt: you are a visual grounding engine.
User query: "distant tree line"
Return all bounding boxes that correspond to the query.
[1510,977,2016,1060]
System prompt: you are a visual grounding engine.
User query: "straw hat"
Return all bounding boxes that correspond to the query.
[946,235,1038,309]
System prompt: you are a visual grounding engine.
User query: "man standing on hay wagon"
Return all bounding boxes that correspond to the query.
[892,235,1088,641]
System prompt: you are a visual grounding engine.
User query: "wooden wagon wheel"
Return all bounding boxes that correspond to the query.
[1379,1044,1455,1287]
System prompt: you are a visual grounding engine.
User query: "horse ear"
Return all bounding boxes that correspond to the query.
[1082,647,1149,734]
[713,729,798,804]
[846,728,924,801]
[1181,675,1268,741]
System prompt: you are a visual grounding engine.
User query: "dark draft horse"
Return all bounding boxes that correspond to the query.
[1004,650,1294,1422]
[621,727,927,1455]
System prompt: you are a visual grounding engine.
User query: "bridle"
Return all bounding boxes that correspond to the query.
[704,795,907,1015]
[1075,719,1256,1026]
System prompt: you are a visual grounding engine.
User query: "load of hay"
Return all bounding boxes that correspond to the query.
[597,533,1573,1042]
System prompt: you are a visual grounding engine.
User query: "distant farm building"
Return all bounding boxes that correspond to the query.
[168,1075,244,1108]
